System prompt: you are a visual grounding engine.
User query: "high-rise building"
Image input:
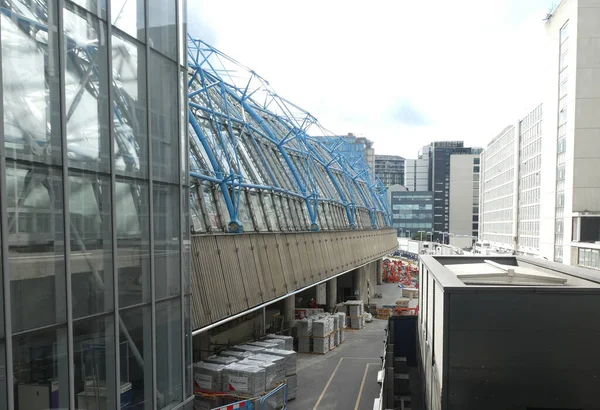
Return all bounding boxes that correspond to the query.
[541,0,600,267]
[404,158,430,191]
[449,154,480,248]
[418,142,482,243]
[390,189,434,239]
[479,105,543,256]
[0,0,192,408]
[334,133,375,170]
[375,155,405,187]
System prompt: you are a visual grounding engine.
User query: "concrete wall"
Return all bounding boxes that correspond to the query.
[191,229,398,330]
[449,154,477,244]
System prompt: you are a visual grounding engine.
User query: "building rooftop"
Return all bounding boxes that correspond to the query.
[421,255,600,289]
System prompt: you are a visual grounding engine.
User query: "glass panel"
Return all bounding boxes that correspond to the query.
[178,0,187,66]
[70,0,106,19]
[112,33,148,178]
[1,2,62,165]
[148,0,177,60]
[64,4,111,173]
[116,179,151,307]
[273,196,287,231]
[249,193,267,232]
[262,193,279,231]
[120,305,153,409]
[149,51,179,183]
[184,295,192,399]
[201,185,221,231]
[154,183,181,300]
[112,0,145,41]
[190,189,206,233]
[6,163,66,333]
[282,198,294,231]
[13,327,70,408]
[238,191,254,232]
[73,316,117,410]
[69,172,113,318]
[156,298,183,407]
[180,69,188,183]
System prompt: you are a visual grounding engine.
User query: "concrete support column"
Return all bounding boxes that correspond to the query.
[326,277,338,311]
[353,267,366,301]
[284,295,295,328]
[376,258,383,285]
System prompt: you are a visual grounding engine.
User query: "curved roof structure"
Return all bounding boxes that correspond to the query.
[187,37,391,233]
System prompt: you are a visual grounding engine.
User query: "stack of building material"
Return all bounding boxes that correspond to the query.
[194,396,223,410]
[265,348,297,376]
[265,334,294,350]
[395,297,410,308]
[402,288,418,299]
[194,362,225,392]
[286,374,298,400]
[238,358,278,390]
[337,312,346,343]
[330,315,339,349]
[376,308,393,320]
[250,353,286,382]
[313,336,329,354]
[297,318,313,353]
[219,350,255,360]
[203,355,238,366]
[222,362,266,397]
[231,344,266,354]
[249,340,284,350]
[345,300,365,329]
[313,318,330,353]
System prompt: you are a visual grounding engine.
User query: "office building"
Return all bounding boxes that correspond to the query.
[419,254,600,410]
[375,155,405,187]
[390,191,434,239]
[448,154,480,248]
[418,142,482,243]
[540,0,600,266]
[0,0,192,409]
[404,158,430,191]
[479,105,543,256]
[334,133,375,170]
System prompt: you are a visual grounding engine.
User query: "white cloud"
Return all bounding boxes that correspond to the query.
[188,0,552,157]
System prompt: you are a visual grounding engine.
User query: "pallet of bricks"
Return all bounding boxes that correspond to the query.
[344,300,365,329]
[296,311,346,355]
[376,307,393,320]
[192,334,297,409]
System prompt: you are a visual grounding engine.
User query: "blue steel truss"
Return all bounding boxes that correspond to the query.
[187,37,391,233]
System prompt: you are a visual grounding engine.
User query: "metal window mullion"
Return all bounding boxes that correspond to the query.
[0,13,15,409]
[143,0,157,407]
[105,0,122,406]
[56,0,75,407]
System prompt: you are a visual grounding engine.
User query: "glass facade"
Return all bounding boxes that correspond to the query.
[0,0,192,409]
[391,192,434,237]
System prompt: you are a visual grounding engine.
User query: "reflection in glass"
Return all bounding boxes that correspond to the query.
[116,180,151,307]
[153,183,181,300]
[120,305,153,410]
[112,33,148,177]
[70,173,113,318]
[148,0,177,60]
[6,163,66,333]
[238,191,254,232]
[13,327,70,408]
[70,0,106,19]
[250,193,267,231]
[262,194,278,231]
[112,0,145,41]
[156,299,183,407]
[149,51,179,183]
[64,4,111,173]
[73,317,117,410]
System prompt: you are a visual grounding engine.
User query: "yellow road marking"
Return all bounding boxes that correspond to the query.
[312,357,344,410]
[354,363,374,410]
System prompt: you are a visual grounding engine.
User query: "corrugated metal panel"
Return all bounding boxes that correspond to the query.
[289,234,307,288]
[276,235,298,290]
[312,236,326,281]
[234,235,265,307]
[215,236,249,314]
[264,235,287,296]
[320,233,333,277]
[332,235,344,273]
[250,235,277,301]
[193,236,230,322]
[191,237,211,329]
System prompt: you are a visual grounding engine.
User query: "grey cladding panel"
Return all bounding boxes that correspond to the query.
[251,235,277,301]
[299,235,318,284]
[290,234,307,288]
[312,236,327,281]
[191,238,211,328]
[234,235,265,307]
[264,235,287,296]
[215,236,249,313]
[276,235,298,289]
[193,236,230,322]
[321,233,334,277]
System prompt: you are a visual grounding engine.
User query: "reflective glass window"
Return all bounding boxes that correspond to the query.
[112,33,148,177]
[262,194,279,231]
[148,0,177,60]
[116,179,151,306]
[156,298,183,407]
[149,51,179,183]
[70,0,106,19]
[201,185,222,231]
[153,183,181,299]
[238,191,255,232]
[250,193,268,232]
[64,4,111,173]
[112,0,145,41]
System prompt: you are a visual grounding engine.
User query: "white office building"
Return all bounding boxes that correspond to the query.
[404,158,430,191]
[449,154,480,248]
[479,104,543,256]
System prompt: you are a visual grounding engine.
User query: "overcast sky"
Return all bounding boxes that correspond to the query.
[188,0,554,158]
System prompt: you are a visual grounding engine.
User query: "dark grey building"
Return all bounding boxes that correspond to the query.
[418,142,482,243]
[419,255,600,410]
[391,191,434,238]
[375,155,405,187]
